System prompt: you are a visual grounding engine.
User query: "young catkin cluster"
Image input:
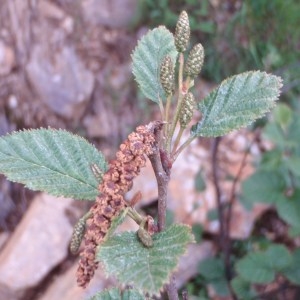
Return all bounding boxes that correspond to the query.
[76,122,162,288]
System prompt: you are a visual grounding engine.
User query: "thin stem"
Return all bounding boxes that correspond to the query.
[166,275,179,300]
[164,94,172,142]
[159,97,165,120]
[172,127,184,155]
[211,137,224,249]
[172,135,196,161]
[211,137,238,300]
[223,132,258,290]
[167,53,185,152]
[126,207,144,225]
[185,76,193,90]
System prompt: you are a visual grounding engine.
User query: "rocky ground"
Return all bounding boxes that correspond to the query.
[0,1,274,299]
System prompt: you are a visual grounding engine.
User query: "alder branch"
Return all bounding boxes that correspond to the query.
[166,275,179,300]
[148,123,178,300]
[148,123,171,232]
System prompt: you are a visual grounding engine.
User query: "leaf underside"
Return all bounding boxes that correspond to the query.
[191,71,283,137]
[97,224,194,296]
[132,26,178,104]
[0,129,107,200]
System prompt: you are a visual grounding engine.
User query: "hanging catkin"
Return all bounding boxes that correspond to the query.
[76,121,162,288]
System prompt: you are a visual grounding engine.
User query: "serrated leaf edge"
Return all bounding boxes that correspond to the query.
[98,224,194,296]
[192,70,283,137]
[0,128,107,200]
[131,26,177,103]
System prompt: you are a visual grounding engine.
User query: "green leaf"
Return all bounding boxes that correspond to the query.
[210,279,230,297]
[97,224,194,296]
[285,156,300,177]
[0,129,107,200]
[199,257,229,296]
[236,244,292,284]
[90,288,144,300]
[132,26,178,104]
[240,170,286,208]
[192,223,203,243]
[276,190,300,229]
[236,252,275,284]
[260,149,283,171]
[199,257,225,281]
[282,248,300,284]
[191,71,282,137]
[273,103,292,128]
[264,244,292,272]
[288,226,300,238]
[231,277,256,300]
[263,123,287,148]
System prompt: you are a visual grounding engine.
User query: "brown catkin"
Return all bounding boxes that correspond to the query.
[76,121,163,288]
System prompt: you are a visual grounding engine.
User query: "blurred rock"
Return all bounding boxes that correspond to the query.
[38,1,74,34]
[82,0,138,28]
[38,0,65,20]
[37,261,116,300]
[26,45,94,120]
[127,160,157,206]
[0,40,15,76]
[83,62,136,142]
[0,193,74,299]
[0,232,9,251]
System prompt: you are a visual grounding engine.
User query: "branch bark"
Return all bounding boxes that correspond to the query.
[148,123,171,232]
[148,122,178,300]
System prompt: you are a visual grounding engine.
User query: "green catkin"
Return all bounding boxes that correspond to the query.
[184,43,205,78]
[175,11,190,53]
[179,92,196,128]
[70,217,87,254]
[160,56,175,96]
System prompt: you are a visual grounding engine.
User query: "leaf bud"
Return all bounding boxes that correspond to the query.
[184,43,205,78]
[175,11,190,53]
[179,92,196,128]
[160,55,175,96]
[137,227,153,248]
